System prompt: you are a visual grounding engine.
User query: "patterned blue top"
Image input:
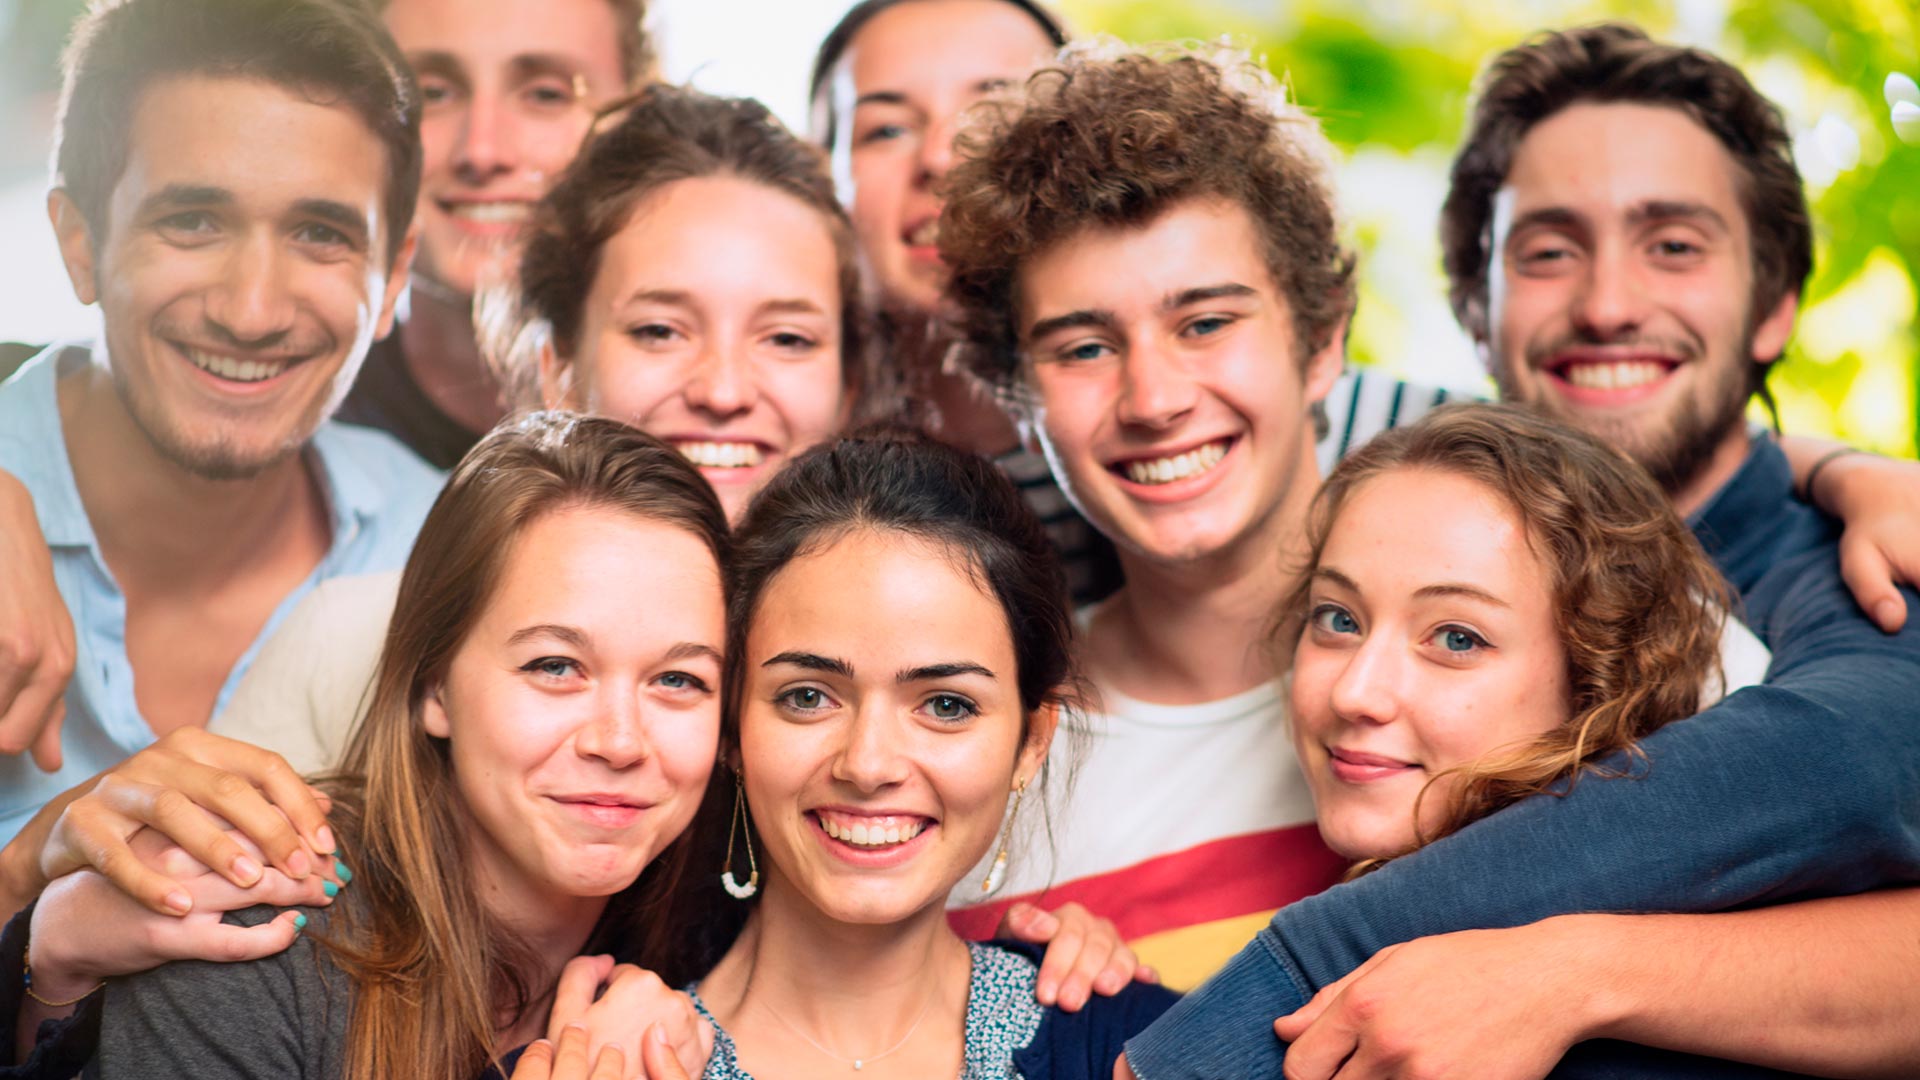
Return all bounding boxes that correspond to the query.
[689,942,1045,1079]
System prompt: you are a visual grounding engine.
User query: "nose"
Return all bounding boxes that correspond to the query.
[574,683,654,770]
[453,91,518,184]
[831,706,910,793]
[204,232,295,349]
[1326,633,1404,729]
[1115,338,1199,430]
[1570,240,1649,342]
[683,339,758,421]
[915,114,957,187]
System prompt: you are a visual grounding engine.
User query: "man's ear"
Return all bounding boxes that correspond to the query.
[1750,289,1799,364]
[47,189,98,306]
[422,681,452,738]
[373,224,419,340]
[1015,701,1060,787]
[539,339,579,409]
[1303,316,1349,405]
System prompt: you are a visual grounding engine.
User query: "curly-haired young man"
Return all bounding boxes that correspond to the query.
[937,42,1480,991]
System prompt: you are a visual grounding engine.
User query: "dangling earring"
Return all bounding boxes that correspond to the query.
[721,774,759,900]
[979,778,1026,894]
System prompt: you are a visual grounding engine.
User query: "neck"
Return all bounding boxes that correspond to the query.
[1088,428,1323,705]
[398,285,503,436]
[702,876,971,1065]
[58,361,328,592]
[469,839,608,1046]
[1668,425,1754,519]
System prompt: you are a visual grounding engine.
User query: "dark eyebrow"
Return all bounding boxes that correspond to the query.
[407,50,468,80]
[898,662,996,683]
[510,53,588,79]
[762,651,854,678]
[138,184,231,216]
[1628,199,1730,233]
[1412,583,1512,608]
[292,199,371,241]
[1027,308,1118,343]
[507,624,589,649]
[1165,283,1256,309]
[1505,207,1585,238]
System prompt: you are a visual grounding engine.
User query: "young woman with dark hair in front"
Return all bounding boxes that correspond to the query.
[535,429,1178,1080]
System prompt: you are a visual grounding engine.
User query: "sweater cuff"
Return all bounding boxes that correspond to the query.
[1,900,104,1078]
[1121,928,1306,1079]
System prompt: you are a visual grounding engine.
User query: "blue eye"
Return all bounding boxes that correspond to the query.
[657,671,709,692]
[1063,341,1109,362]
[1436,627,1488,654]
[1311,604,1360,635]
[1186,315,1231,337]
[522,657,580,679]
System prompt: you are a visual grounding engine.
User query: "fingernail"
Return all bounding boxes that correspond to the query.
[292,912,308,931]
[1037,979,1056,1003]
[164,889,192,914]
[315,825,336,854]
[1876,599,1904,627]
[333,858,353,884]
[232,855,262,883]
[323,880,340,899]
[652,1024,671,1045]
[286,849,312,878]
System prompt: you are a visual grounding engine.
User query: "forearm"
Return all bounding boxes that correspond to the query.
[0,782,94,923]
[1566,891,1920,1078]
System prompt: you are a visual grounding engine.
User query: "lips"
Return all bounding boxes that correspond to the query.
[809,808,936,866]
[549,793,655,829]
[1541,351,1681,403]
[1326,746,1419,784]
[673,439,769,470]
[436,199,537,232]
[174,341,308,385]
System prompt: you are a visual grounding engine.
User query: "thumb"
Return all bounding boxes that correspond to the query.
[641,1023,692,1080]
[1838,532,1906,634]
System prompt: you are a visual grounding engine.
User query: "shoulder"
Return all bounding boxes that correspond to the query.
[311,420,445,509]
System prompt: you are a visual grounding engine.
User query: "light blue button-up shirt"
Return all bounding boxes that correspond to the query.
[0,344,443,844]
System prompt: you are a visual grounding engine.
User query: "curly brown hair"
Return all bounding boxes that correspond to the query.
[1441,23,1810,402]
[1277,403,1730,871]
[940,41,1355,390]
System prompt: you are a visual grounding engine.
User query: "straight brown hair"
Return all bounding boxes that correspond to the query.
[316,411,729,1080]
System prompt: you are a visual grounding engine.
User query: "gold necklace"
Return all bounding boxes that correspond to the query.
[754,986,940,1072]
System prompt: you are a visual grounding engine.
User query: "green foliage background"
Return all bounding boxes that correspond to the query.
[1064,0,1920,455]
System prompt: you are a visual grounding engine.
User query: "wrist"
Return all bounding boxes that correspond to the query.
[1538,913,1637,1042]
[25,901,103,1002]
[1804,447,1868,512]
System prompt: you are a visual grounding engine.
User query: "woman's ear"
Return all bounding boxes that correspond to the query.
[538,340,578,409]
[1015,701,1060,787]
[422,682,452,739]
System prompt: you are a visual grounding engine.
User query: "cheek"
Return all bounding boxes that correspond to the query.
[764,361,848,441]
[848,154,909,226]
[580,344,680,421]
[524,116,596,178]
[418,118,459,182]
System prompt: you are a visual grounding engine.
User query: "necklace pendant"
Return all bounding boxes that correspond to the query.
[853,1061,863,1071]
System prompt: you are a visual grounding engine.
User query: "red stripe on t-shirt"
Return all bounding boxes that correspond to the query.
[948,823,1348,942]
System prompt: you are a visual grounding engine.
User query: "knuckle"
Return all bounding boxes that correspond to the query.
[207,770,256,804]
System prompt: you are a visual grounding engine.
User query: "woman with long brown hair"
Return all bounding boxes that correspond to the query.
[50,412,731,1079]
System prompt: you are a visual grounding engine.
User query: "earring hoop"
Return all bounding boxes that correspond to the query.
[979,778,1026,895]
[721,774,759,900]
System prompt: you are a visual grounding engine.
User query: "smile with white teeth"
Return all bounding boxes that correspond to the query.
[447,201,533,224]
[676,441,766,469]
[1559,360,1669,391]
[906,219,939,247]
[1121,439,1229,486]
[816,811,928,848]
[183,346,294,384]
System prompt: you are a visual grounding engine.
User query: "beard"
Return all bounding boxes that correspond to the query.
[1497,327,1756,499]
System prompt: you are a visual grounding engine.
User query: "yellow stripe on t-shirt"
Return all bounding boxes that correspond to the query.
[1129,908,1280,992]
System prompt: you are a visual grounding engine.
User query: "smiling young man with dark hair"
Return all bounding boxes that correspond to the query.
[0,0,441,853]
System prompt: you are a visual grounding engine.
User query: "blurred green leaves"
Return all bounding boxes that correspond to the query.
[1066,0,1920,453]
